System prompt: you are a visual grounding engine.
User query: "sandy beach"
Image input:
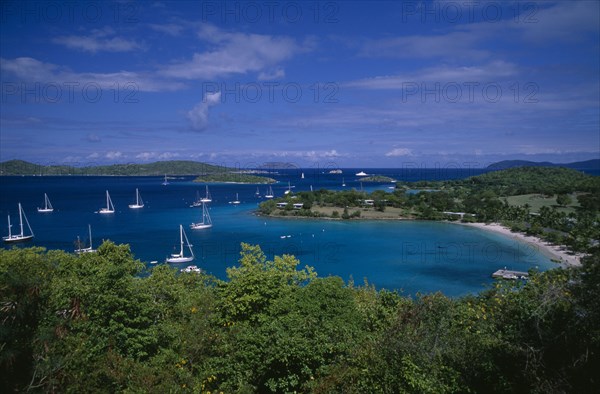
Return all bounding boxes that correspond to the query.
[456,222,583,267]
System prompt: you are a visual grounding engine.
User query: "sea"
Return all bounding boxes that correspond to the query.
[2,167,594,297]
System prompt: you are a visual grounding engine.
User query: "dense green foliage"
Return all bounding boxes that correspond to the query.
[486,159,600,171]
[0,160,75,176]
[1,243,599,392]
[452,167,600,196]
[0,160,229,176]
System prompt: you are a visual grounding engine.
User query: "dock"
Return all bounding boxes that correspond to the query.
[492,269,529,280]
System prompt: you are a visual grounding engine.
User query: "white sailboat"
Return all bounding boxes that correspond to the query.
[284,181,293,195]
[200,185,212,203]
[265,186,274,199]
[3,203,34,243]
[162,174,169,185]
[342,178,346,187]
[255,187,261,197]
[190,190,202,207]
[37,193,54,213]
[98,190,115,214]
[301,172,305,179]
[75,224,96,254]
[190,202,213,229]
[166,225,194,263]
[128,188,144,209]
[230,193,240,205]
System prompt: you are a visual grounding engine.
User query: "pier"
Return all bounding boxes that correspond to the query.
[492,269,529,280]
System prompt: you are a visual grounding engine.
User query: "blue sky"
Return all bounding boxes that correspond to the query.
[1,0,598,168]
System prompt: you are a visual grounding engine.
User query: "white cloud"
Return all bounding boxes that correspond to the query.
[271,149,346,161]
[346,61,518,90]
[158,152,180,160]
[515,1,599,43]
[356,2,599,64]
[360,31,489,61]
[105,151,124,160]
[52,27,142,53]
[162,24,309,79]
[187,91,221,131]
[135,151,181,161]
[0,57,184,92]
[87,133,101,143]
[385,148,413,157]
[136,152,155,161]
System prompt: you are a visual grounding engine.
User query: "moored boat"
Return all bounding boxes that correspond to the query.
[3,203,34,243]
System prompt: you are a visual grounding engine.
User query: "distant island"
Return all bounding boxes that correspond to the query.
[360,175,397,182]
[0,159,274,183]
[486,159,599,171]
[194,173,275,184]
[257,162,299,170]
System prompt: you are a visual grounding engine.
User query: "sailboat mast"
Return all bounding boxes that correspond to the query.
[185,228,194,257]
[88,224,93,249]
[7,215,11,238]
[18,203,24,236]
[136,188,139,205]
[179,225,184,256]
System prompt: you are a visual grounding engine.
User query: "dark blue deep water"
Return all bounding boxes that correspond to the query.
[0,168,566,296]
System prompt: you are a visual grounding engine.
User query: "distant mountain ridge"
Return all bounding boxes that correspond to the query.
[0,160,229,176]
[487,159,599,171]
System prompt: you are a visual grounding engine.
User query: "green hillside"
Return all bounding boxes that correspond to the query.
[487,159,600,170]
[399,166,600,196]
[0,160,228,176]
[461,166,600,195]
[0,160,74,175]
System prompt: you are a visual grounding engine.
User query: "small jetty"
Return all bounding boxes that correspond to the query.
[492,269,529,280]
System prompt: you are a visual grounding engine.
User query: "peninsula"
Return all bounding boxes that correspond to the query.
[258,167,600,266]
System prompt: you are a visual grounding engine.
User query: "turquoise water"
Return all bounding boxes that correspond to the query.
[0,173,556,296]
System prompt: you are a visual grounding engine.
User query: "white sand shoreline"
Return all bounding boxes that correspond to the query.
[454,222,583,267]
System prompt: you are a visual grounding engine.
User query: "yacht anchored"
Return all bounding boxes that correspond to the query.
[98,190,115,214]
[265,186,274,199]
[37,193,54,213]
[128,188,144,209]
[3,203,34,243]
[166,225,194,263]
[284,181,293,195]
[200,185,212,203]
[190,202,213,229]
[75,224,96,254]
[230,193,240,205]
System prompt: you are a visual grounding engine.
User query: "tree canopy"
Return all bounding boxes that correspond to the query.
[1,242,599,392]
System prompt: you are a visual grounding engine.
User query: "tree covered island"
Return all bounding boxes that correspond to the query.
[193,173,275,184]
[359,175,397,182]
